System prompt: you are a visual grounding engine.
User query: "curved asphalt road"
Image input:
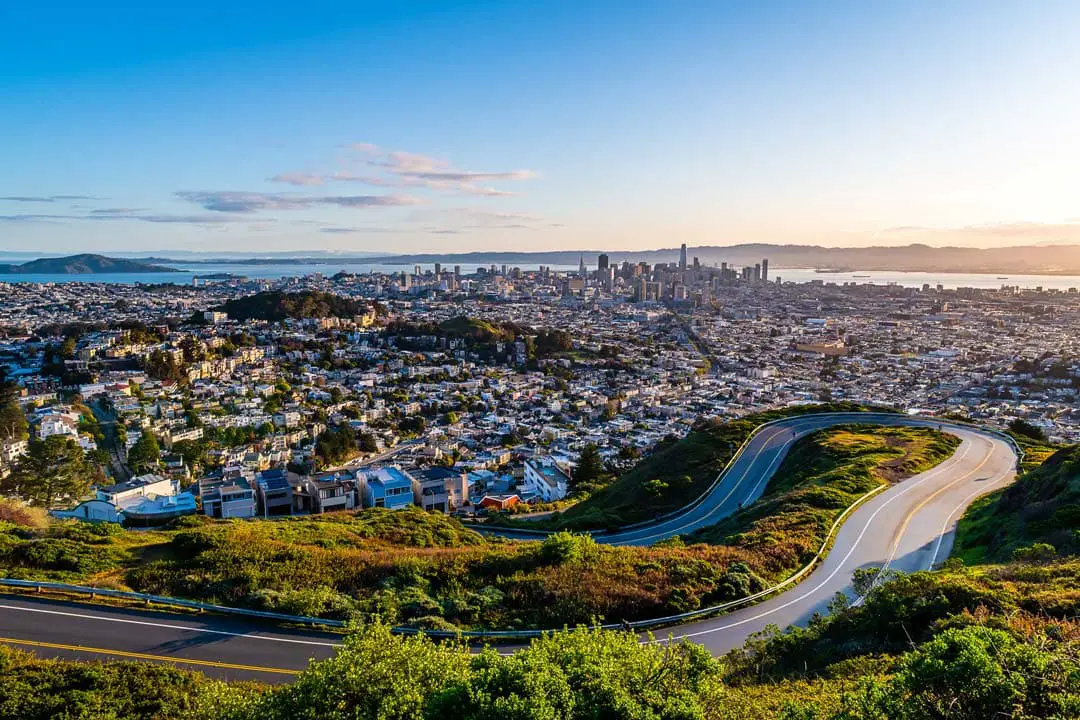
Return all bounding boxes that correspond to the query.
[0,412,1017,682]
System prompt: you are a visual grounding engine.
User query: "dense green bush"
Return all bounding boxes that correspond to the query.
[201,624,721,720]
[0,645,209,720]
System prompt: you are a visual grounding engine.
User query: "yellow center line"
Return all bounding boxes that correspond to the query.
[0,637,299,675]
[882,437,995,571]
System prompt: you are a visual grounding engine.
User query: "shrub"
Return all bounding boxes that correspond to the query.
[538,532,597,565]
[0,498,48,529]
[1012,542,1057,564]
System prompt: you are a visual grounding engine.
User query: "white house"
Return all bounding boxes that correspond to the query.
[522,457,571,502]
[199,472,257,518]
[53,474,196,525]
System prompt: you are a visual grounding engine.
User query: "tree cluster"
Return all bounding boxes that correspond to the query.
[217,290,366,322]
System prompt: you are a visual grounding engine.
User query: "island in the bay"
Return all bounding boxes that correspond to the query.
[0,254,180,275]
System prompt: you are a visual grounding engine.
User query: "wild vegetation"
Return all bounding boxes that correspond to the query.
[3,592,1077,720]
[3,431,1080,718]
[955,442,1080,563]
[0,424,954,632]
[686,426,959,579]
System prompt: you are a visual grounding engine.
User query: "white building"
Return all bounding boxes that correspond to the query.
[53,474,196,525]
[523,457,571,502]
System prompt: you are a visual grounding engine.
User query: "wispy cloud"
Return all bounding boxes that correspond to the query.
[176,190,420,213]
[319,226,404,235]
[269,143,538,198]
[267,173,326,187]
[0,214,71,222]
[0,211,245,225]
[0,195,101,203]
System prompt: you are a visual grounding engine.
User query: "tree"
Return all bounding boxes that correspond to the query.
[572,443,606,490]
[144,350,186,384]
[178,335,206,363]
[1,436,94,508]
[172,439,210,472]
[1008,418,1048,442]
[358,432,378,454]
[315,425,359,467]
[127,432,161,474]
[59,336,77,359]
[0,368,28,443]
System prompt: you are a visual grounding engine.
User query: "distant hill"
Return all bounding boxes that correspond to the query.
[0,254,180,274]
[214,290,366,322]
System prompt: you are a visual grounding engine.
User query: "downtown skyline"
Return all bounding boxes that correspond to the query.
[4,1,1080,254]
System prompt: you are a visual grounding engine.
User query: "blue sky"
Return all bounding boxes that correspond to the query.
[3,1,1080,254]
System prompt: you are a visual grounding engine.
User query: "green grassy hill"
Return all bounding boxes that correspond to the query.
[955,443,1080,563]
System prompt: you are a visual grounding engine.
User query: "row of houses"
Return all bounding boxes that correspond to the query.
[51,453,571,525]
[197,464,471,519]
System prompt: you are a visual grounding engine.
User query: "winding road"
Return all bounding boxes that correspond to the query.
[0,412,1018,682]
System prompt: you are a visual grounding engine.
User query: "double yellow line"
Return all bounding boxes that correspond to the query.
[881,436,995,573]
[0,637,298,676]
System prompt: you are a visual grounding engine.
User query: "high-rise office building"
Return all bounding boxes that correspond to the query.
[761,258,769,283]
[598,253,609,270]
[434,262,441,276]
[679,244,688,270]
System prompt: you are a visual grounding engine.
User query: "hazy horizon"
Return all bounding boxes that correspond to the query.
[4,2,1080,254]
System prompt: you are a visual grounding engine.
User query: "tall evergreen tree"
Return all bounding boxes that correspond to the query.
[1,436,93,507]
[0,368,28,443]
[127,432,161,474]
[573,443,606,490]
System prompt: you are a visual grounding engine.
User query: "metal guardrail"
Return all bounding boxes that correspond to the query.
[0,578,348,628]
[0,413,1024,641]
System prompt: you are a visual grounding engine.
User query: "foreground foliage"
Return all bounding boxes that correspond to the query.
[0,645,211,720]
[2,608,1077,720]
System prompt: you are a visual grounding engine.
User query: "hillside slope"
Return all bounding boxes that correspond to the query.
[955,443,1080,563]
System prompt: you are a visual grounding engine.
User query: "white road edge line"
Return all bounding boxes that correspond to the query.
[0,603,343,648]
[926,461,1014,569]
[658,431,996,641]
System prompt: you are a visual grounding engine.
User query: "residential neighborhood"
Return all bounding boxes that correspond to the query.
[2,256,1080,526]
